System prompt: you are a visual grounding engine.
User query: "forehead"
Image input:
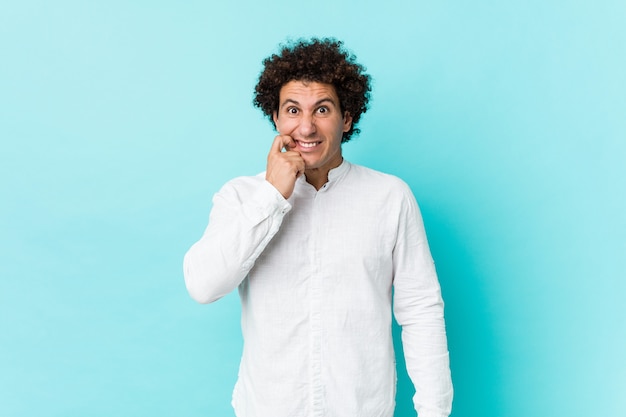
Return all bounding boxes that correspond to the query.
[278,80,339,105]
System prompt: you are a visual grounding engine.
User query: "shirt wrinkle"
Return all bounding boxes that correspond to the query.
[183,160,453,417]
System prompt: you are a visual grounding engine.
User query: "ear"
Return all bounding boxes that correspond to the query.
[343,112,353,133]
[272,111,278,126]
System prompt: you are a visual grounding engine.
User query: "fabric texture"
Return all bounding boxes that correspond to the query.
[184,160,453,417]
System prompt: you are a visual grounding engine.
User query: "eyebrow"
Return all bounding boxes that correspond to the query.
[280,97,337,110]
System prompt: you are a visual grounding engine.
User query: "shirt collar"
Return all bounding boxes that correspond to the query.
[298,159,351,189]
[327,159,350,183]
[296,159,352,191]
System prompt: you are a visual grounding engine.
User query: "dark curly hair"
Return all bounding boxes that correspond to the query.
[253,38,371,143]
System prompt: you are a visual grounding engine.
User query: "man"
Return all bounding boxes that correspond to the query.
[184,38,453,417]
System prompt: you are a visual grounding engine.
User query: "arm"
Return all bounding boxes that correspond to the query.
[183,178,291,303]
[183,134,304,304]
[392,189,453,417]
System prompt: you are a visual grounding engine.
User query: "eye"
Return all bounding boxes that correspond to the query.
[317,106,329,114]
[286,107,298,115]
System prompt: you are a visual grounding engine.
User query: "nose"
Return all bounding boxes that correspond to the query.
[297,114,316,138]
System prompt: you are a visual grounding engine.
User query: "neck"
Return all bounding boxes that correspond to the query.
[304,158,344,190]
[304,168,329,190]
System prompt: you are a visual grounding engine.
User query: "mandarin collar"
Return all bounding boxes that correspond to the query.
[327,159,350,183]
[298,159,351,188]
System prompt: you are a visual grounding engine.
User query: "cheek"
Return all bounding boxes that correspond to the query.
[277,119,296,134]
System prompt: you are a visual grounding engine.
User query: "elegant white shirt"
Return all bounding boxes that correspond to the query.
[183,160,453,417]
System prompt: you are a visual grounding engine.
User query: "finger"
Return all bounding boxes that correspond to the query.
[291,154,305,176]
[296,160,305,177]
[271,135,295,153]
[283,136,297,151]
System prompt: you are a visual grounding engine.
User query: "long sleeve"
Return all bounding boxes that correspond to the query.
[183,176,291,304]
[392,189,453,417]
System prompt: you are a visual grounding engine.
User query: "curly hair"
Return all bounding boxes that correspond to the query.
[253,38,371,143]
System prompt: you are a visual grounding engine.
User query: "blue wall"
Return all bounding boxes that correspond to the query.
[1,1,624,416]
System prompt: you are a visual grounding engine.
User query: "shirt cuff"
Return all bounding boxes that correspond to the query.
[417,410,450,417]
[255,179,292,217]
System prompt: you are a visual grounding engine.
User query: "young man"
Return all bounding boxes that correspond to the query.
[184,38,453,417]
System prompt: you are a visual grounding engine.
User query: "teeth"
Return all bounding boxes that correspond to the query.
[298,141,319,148]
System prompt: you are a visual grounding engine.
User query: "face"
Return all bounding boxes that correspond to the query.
[273,80,352,175]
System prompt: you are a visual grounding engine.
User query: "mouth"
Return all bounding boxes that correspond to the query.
[295,140,322,150]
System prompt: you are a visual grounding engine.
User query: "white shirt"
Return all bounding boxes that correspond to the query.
[183,160,453,417]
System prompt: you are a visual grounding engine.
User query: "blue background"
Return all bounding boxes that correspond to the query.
[1,1,624,416]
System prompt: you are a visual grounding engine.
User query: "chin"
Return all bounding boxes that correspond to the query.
[302,157,320,168]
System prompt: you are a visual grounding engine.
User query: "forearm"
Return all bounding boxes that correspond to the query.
[183,178,291,303]
[392,189,453,416]
[396,287,453,417]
